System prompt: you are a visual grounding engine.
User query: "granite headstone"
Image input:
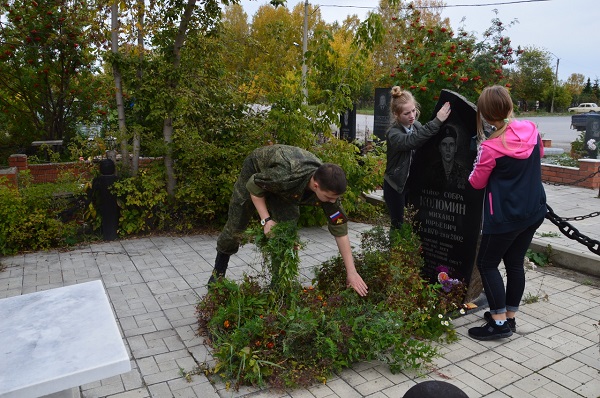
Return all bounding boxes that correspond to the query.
[373,87,391,141]
[585,113,600,158]
[407,90,484,302]
[339,104,357,142]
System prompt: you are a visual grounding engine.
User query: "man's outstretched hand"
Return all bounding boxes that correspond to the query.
[347,272,368,297]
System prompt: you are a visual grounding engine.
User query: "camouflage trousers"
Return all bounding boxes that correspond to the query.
[216,156,300,255]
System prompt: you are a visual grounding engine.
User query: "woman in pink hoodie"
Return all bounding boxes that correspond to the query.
[468,85,547,341]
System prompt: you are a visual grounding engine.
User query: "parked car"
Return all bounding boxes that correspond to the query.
[567,103,600,113]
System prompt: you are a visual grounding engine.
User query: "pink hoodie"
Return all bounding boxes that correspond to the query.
[469,120,544,189]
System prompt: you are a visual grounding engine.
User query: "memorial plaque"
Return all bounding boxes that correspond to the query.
[339,104,357,142]
[407,90,484,302]
[585,114,600,158]
[373,88,391,141]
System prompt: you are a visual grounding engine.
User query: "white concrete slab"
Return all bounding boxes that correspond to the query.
[0,280,131,398]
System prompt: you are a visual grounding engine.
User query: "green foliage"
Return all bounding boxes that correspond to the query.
[526,246,552,267]
[541,154,579,167]
[197,221,463,390]
[111,167,169,235]
[247,222,303,295]
[570,131,588,159]
[0,173,87,255]
[0,0,103,150]
[380,8,520,119]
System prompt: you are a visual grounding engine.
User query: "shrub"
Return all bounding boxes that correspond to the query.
[0,171,88,255]
[197,220,463,390]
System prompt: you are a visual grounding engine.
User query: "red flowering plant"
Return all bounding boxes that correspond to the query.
[382,6,522,119]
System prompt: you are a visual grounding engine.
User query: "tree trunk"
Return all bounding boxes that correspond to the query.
[111,1,129,171]
[132,1,145,176]
[162,0,197,197]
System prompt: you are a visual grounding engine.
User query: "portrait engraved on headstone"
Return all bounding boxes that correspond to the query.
[407,90,484,302]
[373,88,391,140]
[339,104,357,142]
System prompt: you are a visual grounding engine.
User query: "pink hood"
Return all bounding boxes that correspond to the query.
[480,120,542,159]
[469,119,543,190]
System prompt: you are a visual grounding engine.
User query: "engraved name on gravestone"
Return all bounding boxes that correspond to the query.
[373,88,391,141]
[339,104,357,142]
[407,90,484,302]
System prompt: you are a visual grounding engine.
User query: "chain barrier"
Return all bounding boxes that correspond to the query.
[559,211,600,222]
[543,165,600,187]
[540,164,600,255]
[545,205,600,256]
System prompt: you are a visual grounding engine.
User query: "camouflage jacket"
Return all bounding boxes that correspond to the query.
[245,145,348,236]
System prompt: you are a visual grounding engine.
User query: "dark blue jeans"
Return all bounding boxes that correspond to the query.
[383,180,408,230]
[477,217,545,315]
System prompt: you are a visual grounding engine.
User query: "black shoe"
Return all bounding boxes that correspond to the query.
[483,311,516,332]
[207,251,230,286]
[469,320,513,340]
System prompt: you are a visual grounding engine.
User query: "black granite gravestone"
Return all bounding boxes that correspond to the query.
[339,104,357,142]
[585,114,600,158]
[373,88,391,141]
[407,90,484,302]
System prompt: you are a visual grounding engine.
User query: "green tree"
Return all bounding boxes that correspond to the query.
[0,0,103,153]
[510,47,553,108]
[378,5,520,119]
[565,73,585,106]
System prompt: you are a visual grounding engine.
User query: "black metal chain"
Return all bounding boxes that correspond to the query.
[545,205,600,256]
[559,211,600,222]
[543,166,600,187]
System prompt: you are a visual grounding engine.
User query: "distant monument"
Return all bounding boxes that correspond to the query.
[373,88,391,141]
[339,104,357,142]
[407,90,484,302]
[585,114,600,158]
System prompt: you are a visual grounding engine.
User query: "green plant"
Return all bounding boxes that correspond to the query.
[570,131,587,159]
[522,292,539,304]
[0,172,89,255]
[246,222,303,295]
[111,167,169,235]
[197,220,463,390]
[541,154,579,167]
[526,246,552,267]
[536,231,560,238]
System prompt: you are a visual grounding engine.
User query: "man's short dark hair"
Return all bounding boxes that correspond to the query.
[313,163,347,194]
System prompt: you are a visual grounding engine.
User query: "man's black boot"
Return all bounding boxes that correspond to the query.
[208,251,230,285]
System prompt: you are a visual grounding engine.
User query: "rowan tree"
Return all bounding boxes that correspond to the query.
[0,0,103,154]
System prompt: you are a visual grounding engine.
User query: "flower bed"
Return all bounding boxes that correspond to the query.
[197,223,466,391]
[541,158,600,190]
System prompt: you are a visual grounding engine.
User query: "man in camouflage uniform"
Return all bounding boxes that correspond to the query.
[210,144,368,296]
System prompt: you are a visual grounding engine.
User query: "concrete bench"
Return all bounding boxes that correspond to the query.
[0,280,130,398]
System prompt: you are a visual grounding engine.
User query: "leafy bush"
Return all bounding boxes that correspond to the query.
[197,221,463,390]
[570,131,587,160]
[0,171,88,255]
[111,165,169,235]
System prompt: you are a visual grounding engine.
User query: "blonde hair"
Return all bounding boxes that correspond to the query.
[390,86,420,123]
[476,85,514,143]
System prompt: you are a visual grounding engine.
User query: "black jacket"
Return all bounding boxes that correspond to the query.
[384,117,443,193]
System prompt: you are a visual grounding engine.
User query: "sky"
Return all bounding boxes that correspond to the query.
[237,0,600,83]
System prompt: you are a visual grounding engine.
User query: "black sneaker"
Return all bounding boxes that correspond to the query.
[468,320,513,340]
[484,311,516,332]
